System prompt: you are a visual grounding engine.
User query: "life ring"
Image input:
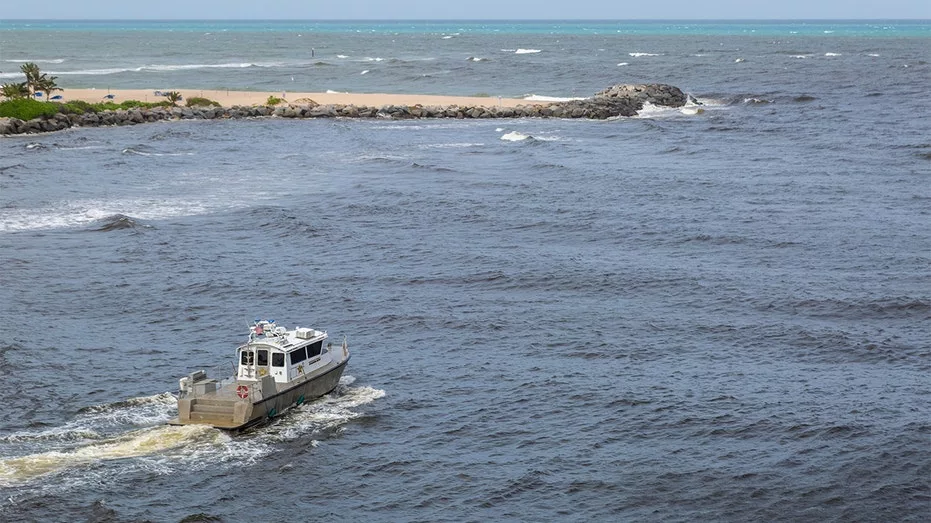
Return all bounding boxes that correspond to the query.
[236,385,249,399]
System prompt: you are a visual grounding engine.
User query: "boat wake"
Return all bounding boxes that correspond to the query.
[266,378,385,441]
[0,378,382,491]
[0,425,220,486]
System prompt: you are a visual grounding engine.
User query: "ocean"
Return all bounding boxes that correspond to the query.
[0,20,929,522]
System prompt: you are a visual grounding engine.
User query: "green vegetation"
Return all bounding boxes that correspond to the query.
[185,96,220,107]
[0,98,60,120]
[5,62,61,100]
[117,100,169,109]
[266,95,284,106]
[0,96,172,120]
[56,99,168,115]
[1,82,29,99]
[163,91,182,106]
[57,99,97,114]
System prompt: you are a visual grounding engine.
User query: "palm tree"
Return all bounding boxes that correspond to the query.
[164,91,182,106]
[1,82,30,100]
[20,62,42,96]
[36,74,61,101]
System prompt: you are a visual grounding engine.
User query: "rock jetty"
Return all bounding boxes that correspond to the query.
[0,84,687,136]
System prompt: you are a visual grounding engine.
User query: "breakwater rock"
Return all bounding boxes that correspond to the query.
[0,84,687,136]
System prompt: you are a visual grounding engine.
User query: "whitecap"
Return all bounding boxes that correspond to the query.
[360,70,369,75]
[336,54,349,59]
[629,52,660,57]
[825,53,841,57]
[4,58,64,64]
[57,145,106,151]
[0,198,212,233]
[867,53,880,57]
[420,143,485,149]
[634,102,684,119]
[617,62,629,66]
[515,49,541,54]
[680,107,704,115]
[122,148,194,157]
[735,58,745,63]
[142,62,255,71]
[501,131,531,141]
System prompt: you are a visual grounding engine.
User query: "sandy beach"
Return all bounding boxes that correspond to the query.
[57,88,544,108]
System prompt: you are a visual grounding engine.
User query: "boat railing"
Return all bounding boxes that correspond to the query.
[179,362,237,399]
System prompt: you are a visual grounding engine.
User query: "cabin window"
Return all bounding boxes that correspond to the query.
[257,349,269,366]
[289,346,307,365]
[240,350,254,365]
[307,340,323,358]
[272,353,285,367]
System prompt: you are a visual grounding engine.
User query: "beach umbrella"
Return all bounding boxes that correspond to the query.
[34,91,43,98]
[50,95,63,100]
[103,94,115,99]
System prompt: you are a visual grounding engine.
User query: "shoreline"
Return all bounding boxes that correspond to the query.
[53,89,546,109]
[1,84,690,135]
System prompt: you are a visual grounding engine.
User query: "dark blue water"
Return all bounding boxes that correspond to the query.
[1,21,930,523]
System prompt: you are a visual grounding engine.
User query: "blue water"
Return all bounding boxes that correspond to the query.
[1,20,929,523]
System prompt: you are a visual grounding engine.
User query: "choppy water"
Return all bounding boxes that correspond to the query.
[1,20,930,523]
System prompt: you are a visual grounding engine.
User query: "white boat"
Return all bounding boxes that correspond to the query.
[169,319,350,430]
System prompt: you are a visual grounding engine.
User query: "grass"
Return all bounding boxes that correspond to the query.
[0,98,60,120]
[185,96,220,107]
[0,97,173,118]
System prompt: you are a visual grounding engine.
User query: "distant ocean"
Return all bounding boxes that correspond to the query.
[0,20,929,523]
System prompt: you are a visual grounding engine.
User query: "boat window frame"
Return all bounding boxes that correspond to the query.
[289,346,307,365]
[307,340,323,358]
[256,349,269,366]
[272,352,285,367]
[240,350,254,365]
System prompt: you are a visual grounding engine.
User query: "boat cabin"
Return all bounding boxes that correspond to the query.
[236,320,329,384]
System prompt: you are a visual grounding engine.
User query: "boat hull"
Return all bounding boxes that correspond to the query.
[170,356,349,431]
[241,357,350,430]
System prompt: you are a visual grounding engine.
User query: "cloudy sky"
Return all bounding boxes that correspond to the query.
[5,1,930,20]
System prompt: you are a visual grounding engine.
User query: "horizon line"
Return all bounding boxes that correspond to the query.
[3,18,930,22]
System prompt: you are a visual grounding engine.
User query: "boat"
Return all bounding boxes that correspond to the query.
[169,319,350,431]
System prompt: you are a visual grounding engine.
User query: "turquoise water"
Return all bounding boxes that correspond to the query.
[2,19,931,36]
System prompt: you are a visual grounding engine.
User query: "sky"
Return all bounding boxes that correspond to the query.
[3,0,930,20]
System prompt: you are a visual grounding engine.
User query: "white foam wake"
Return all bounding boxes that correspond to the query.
[0,381,384,489]
[0,425,220,486]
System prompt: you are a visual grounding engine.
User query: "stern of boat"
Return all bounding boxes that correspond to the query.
[172,370,275,430]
